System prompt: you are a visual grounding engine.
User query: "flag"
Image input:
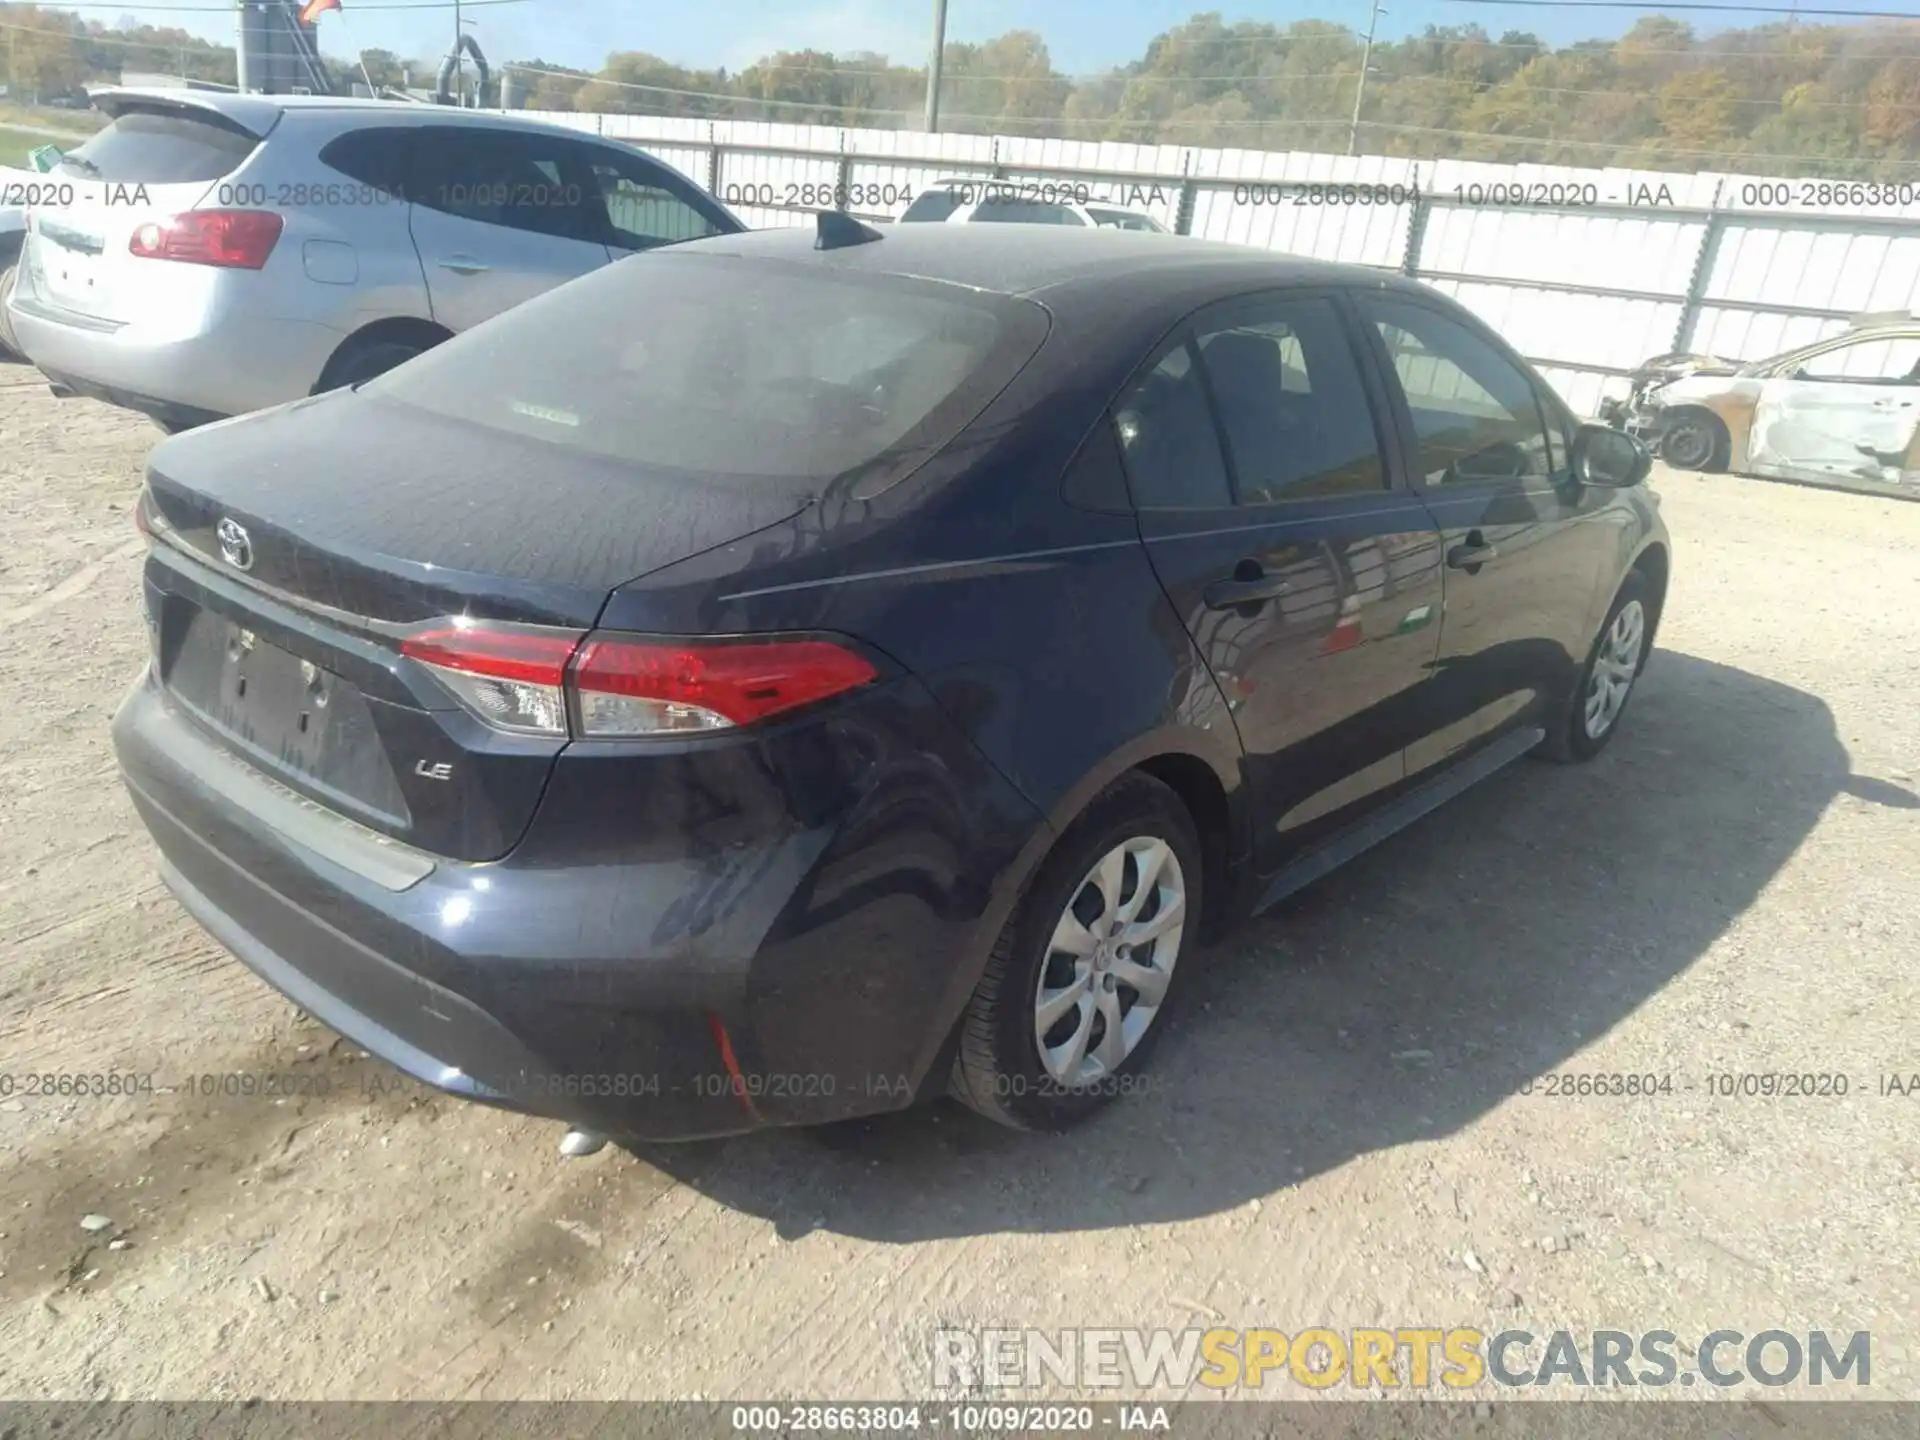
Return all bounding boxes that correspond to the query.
[299,0,341,24]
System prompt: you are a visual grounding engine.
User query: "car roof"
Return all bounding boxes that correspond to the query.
[88,87,608,143]
[679,222,1415,317]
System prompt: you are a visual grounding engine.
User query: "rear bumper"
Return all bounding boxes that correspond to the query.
[6,284,342,421]
[113,666,1046,1141]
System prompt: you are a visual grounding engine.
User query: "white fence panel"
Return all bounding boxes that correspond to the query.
[520,109,1920,411]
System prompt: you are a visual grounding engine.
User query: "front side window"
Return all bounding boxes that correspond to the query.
[582,148,729,251]
[1794,335,1920,383]
[1194,297,1387,503]
[1360,295,1553,486]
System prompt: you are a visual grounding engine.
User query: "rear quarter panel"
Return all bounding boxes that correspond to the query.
[228,114,435,349]
[598,315,1248,1087]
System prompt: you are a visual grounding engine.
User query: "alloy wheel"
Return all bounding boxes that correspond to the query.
[1583,598,1646,740]
[1033,836,1187,1086]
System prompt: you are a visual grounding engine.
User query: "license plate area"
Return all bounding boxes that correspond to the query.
[34,228,111,312]
[162,601,411,827]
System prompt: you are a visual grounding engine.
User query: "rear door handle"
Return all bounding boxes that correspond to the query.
[1447,531,1497,571]
[437,256,490,275]
[1204,569,1290,610]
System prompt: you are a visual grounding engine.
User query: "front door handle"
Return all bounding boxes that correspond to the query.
[437,256,490,275]
[1447,530,1498,571]
[1204,565,1291,611]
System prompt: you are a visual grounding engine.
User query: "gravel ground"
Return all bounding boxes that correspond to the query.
[0,369,1916,1405]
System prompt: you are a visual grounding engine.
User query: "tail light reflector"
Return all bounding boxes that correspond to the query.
[399,626,878,739]
[130,210,284,269]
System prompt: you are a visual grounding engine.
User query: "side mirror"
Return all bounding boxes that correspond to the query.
[1571,422,1651,489]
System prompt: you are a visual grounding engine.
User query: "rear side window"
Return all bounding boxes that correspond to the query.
[1087,208,1162,232]
[409,127,600,243]
[363,253,1050,488]
[970,199,1086,226]
[56,108,258,183]
[899,187,966,223]
[319,127,414,196]
[1113,343,1233,509]
[1195,298,1386,503]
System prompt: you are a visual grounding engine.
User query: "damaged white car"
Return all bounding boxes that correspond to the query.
[1602,314,1920,501]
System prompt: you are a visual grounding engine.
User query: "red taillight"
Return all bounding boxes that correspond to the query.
[401,627,582,687]
[570,637,879,735]
[129,210,284,269]
[399,626,878,738]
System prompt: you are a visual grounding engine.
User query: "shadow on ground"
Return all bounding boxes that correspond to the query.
[631,649,1888,1240]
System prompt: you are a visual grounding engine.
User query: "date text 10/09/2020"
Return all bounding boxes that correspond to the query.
[1518,1072,1920,1099]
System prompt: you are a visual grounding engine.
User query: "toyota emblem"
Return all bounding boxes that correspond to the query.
[216,517,254,571]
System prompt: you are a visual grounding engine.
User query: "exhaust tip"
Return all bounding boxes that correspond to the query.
[559,1127,607,1157]
[47,382,76,400]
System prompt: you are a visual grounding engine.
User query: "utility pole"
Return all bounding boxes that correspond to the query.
[1347,0,1384,157]
[453,0,464,104]
[924,0,947,133]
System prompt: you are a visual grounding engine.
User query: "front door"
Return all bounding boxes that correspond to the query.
[1749,332,1920,490]
[1117,290,1445,875]
[1352,292,1615,774]
[406,125,611,334]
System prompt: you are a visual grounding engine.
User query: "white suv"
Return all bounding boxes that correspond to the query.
[5,89,741,431]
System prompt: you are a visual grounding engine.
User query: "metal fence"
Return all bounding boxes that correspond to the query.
[526,108,1920,418]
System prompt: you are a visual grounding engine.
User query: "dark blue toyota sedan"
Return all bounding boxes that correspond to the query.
[114,218,1669,1146]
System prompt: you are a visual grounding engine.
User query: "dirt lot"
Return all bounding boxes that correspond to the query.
[0,368,1916,1404]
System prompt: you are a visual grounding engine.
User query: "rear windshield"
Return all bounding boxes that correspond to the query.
[365,251,1050,488]
[57,108,259,183]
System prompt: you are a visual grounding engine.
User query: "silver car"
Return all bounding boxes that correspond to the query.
[5,89,742,431]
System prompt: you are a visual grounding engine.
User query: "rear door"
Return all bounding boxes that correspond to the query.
[1353,291,1612,773]
[405,125,610,333]
[1748,332,1920,487]
[25,99,267,324]
[1119,289,1446,875]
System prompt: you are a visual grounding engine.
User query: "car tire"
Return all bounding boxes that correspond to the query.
[1659,411,1727,471]
[951,771,1202,1132]
[315,338,426,393]
[1537,570,1654,765]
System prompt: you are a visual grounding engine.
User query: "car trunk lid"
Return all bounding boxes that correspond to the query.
[141,388,814,861]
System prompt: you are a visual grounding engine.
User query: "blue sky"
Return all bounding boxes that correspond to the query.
[86,0,1920,76]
